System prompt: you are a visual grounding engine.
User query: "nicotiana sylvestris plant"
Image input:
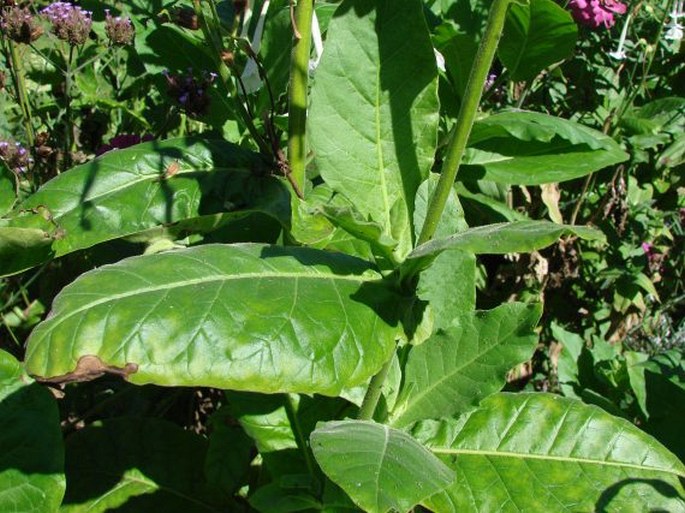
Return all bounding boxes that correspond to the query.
[1,0,683,512]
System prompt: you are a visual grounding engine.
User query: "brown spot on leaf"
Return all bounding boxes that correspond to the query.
[37,355,139,384]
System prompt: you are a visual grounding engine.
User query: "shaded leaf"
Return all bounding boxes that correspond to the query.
[498,0,577,82]
[0,350,64,513]
[25,244,402,395]
[417,393,685,512]
[2,137,290,277]
[311,420,454,513]
[0,163,16,215]
[462,111,629,184]
[390,303,541,428]
[60,417,230,513]
[309,0,439,259]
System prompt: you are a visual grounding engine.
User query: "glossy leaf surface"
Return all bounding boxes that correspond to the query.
[60,417,229,513]
[498,0,577,82]
[462,111,629,184]
[0,350,64,513]
[311,420,454,513]
[390,303,541,428]
[309,0,439,259]
[2,138,290,277]
[417,393,685,512]
[24,244,401,395]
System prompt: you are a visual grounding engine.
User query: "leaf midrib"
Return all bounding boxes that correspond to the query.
[430,447,685,477]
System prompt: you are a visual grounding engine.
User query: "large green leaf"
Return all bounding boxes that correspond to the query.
[462,111,629,184]
[59,417,230,513]
[24,244,401,395]
[310,420,454,513]
[0,163,16,215]
[2,138,290,277]
[308,0,439,260]
[498,0,577,82]
[0,350,64,513]
[405,220,604,275]
[416,393,685,512]
[390,303,541,428]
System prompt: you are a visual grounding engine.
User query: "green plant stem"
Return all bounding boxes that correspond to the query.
[417,0,512,246]
[8,41,35,146]
[287,0,314,199]
[63,45,75,171]
[284,393,320,491]
[357,356,393,421]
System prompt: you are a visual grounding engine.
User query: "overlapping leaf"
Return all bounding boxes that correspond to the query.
[309,0,439,260]
[417,393,685,512]
[390,303,541,428]
[24,244,401,395]
[2,138,290,277]
[462,111,629,184]
[311,420,454,513]
[0,350,64,513]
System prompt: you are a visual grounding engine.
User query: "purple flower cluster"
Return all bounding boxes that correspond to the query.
[162,69,218,118]
[104,9,134,46]
[0,139,33,174]
[0,5,43,44]
[42,2,92,46]
[568,0,627,29]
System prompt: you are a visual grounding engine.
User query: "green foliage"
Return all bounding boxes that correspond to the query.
[0,0,683,511]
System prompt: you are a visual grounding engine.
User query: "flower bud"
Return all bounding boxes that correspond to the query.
[105,10,134,46]
[0,6,43,44]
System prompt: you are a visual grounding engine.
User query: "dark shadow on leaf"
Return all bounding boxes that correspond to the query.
[594,478,685,512]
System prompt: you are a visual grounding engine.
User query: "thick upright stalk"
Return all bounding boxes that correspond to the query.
[357,356,393,421]
[287,0,314,198]
[8,41,35,146]
[417,0,512,246]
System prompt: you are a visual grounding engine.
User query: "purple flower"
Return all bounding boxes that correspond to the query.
[162,69,218,118]
[568,0,627,29]
[0,6,43,44]
[105,9,134,46]
[0,139,33,174]
[42,2,92,46]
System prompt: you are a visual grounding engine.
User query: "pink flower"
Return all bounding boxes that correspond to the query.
[568,0,627,29]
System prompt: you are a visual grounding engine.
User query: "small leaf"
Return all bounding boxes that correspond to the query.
[390,303,541,428]
[311,420,454,513]
[24,244,402,396]
[0,350,64,513]
[462,111,629,184]
[406,220,604,274]
[309,0,439,259]
[0,162,17,214]
[498,0,577,82]
[418,393,685,512]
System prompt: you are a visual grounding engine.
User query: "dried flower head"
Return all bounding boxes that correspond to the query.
[42,2,92,46]
[0,6,43,44]
[175,7,199,30]
[0,70,5,91]
[162,69,217,118]
[568,0,627,29]
[0,139,33,174]
[104,9,134,45]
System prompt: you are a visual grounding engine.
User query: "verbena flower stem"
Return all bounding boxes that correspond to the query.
[63,44,76,171]
[8,41,35,146]
[417,0,513,246]
[287,0,315,199]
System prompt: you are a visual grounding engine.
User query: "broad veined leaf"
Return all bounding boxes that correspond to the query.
[390,303,541,428]
[24,244,402,396]
[462,111,629,184]
[309,0,439,260]
[0,350,64,513]
[59,417,230,513]
[405,220,604,275]
[498,0,577,82]
[0,226,56,276]
[2,138,290,277]
[416,393,685,512]
[310,420,454,513]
